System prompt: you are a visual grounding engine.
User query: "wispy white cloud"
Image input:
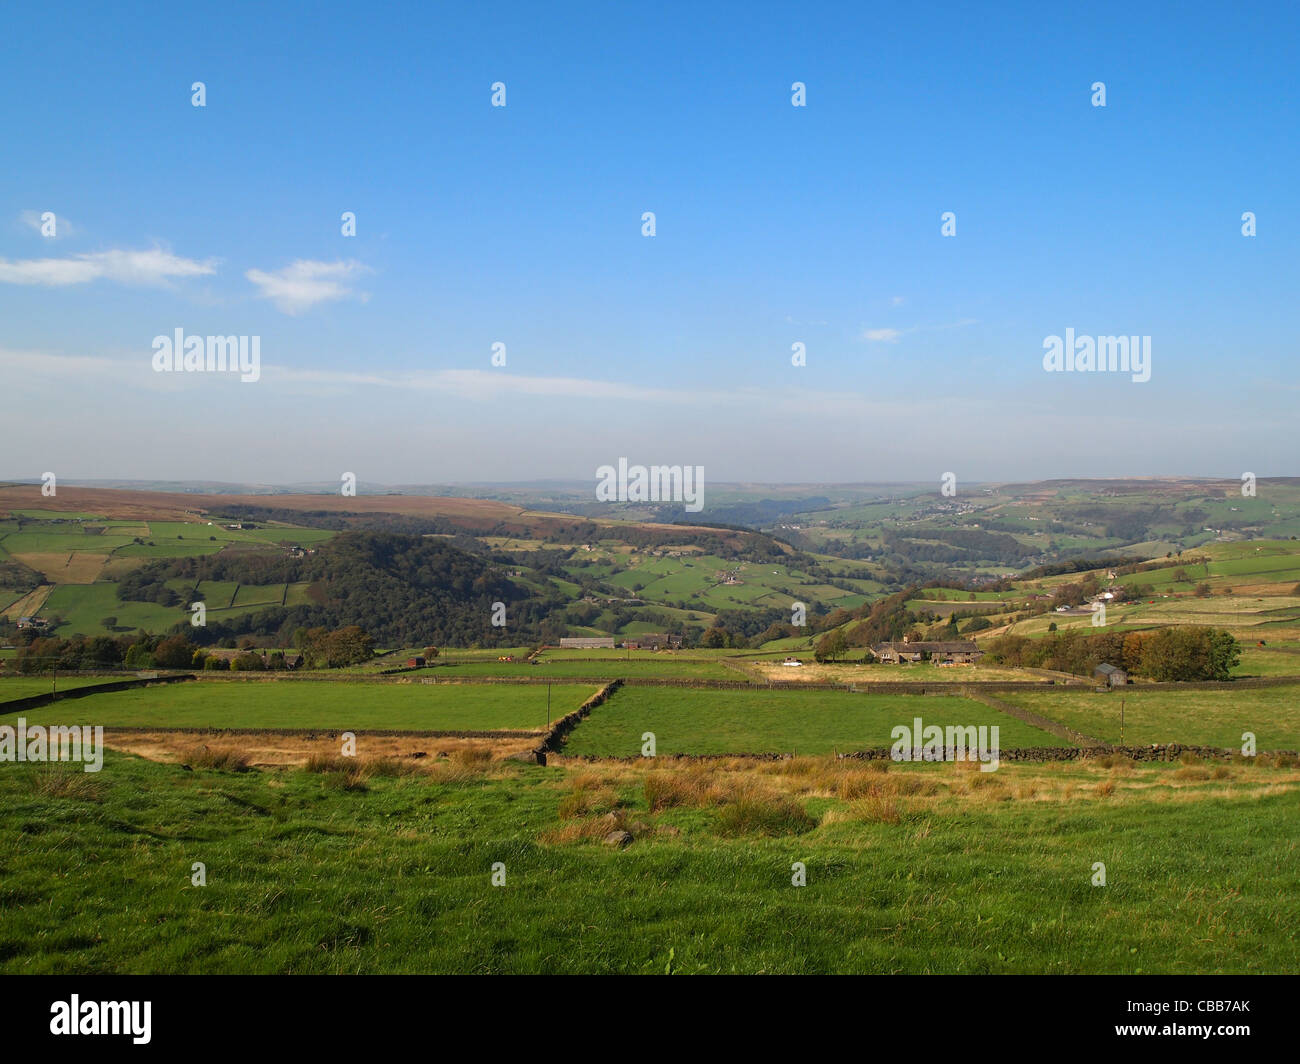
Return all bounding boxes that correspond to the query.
[245,259,371,315]
[17,209,77,239]
[861,318,978,343]
[7,347,1050,430]
[0,246,215,286]
[0,347,126,378]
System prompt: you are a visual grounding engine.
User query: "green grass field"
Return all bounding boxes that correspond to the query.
[999,686,1300,749]
[1233,645,1300,677]
[0,676,132,704]
[12,679,602,731]
[1,751,1295,973]
[38,582,185,635]
[35,579,311,637]
[560,687,1068,756]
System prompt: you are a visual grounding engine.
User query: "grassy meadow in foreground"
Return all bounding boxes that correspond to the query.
[0,751,1296,974]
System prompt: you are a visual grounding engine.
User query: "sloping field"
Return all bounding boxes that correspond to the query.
[1,584,53,620]
[38,582,183,635]
[9,551,107,584]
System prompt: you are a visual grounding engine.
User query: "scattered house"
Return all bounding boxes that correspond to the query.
[16,617,49,630]
[407,656,426,668]
[558,637,616,649]
[781,657,803,667]
[871,640,984,665]
[624,633,683,650]
[1094,663,1128,687]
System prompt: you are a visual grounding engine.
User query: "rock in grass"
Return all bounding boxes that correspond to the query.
[509,749,546,765]
[603,830,633,848]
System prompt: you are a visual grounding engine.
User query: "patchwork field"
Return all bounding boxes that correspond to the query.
[559,687,1068,756]
[0,501,343,638]
[998,686,1300,750]
[10,552,108,584]
[11,679,602,732]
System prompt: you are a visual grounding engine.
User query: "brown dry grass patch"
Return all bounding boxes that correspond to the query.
[184,745,250,772]
[102,730,534,770]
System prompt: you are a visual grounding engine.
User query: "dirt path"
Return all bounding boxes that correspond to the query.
[1,584,54,620]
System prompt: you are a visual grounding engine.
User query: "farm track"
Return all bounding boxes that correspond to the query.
[1,583,53,620]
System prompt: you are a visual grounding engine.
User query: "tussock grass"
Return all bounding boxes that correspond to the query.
[643,764,726,810]
[185,745,251,772]
[638,764,818,835]
[715,793,816,837]
[24,766,106,801]
[302,753,424,779]
[303,753,355,774]
[364,757,424,778]
[558,774,619,819]
[323,766,368,792]
[539,807,648,845]
[428,746,497,784]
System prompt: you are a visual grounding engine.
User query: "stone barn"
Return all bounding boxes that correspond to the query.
[1094,662,1127,687]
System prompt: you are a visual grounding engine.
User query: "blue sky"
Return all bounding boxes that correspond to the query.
[2,0,1297,485]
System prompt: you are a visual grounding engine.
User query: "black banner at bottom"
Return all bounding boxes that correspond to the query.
[0,974,1290,1051]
